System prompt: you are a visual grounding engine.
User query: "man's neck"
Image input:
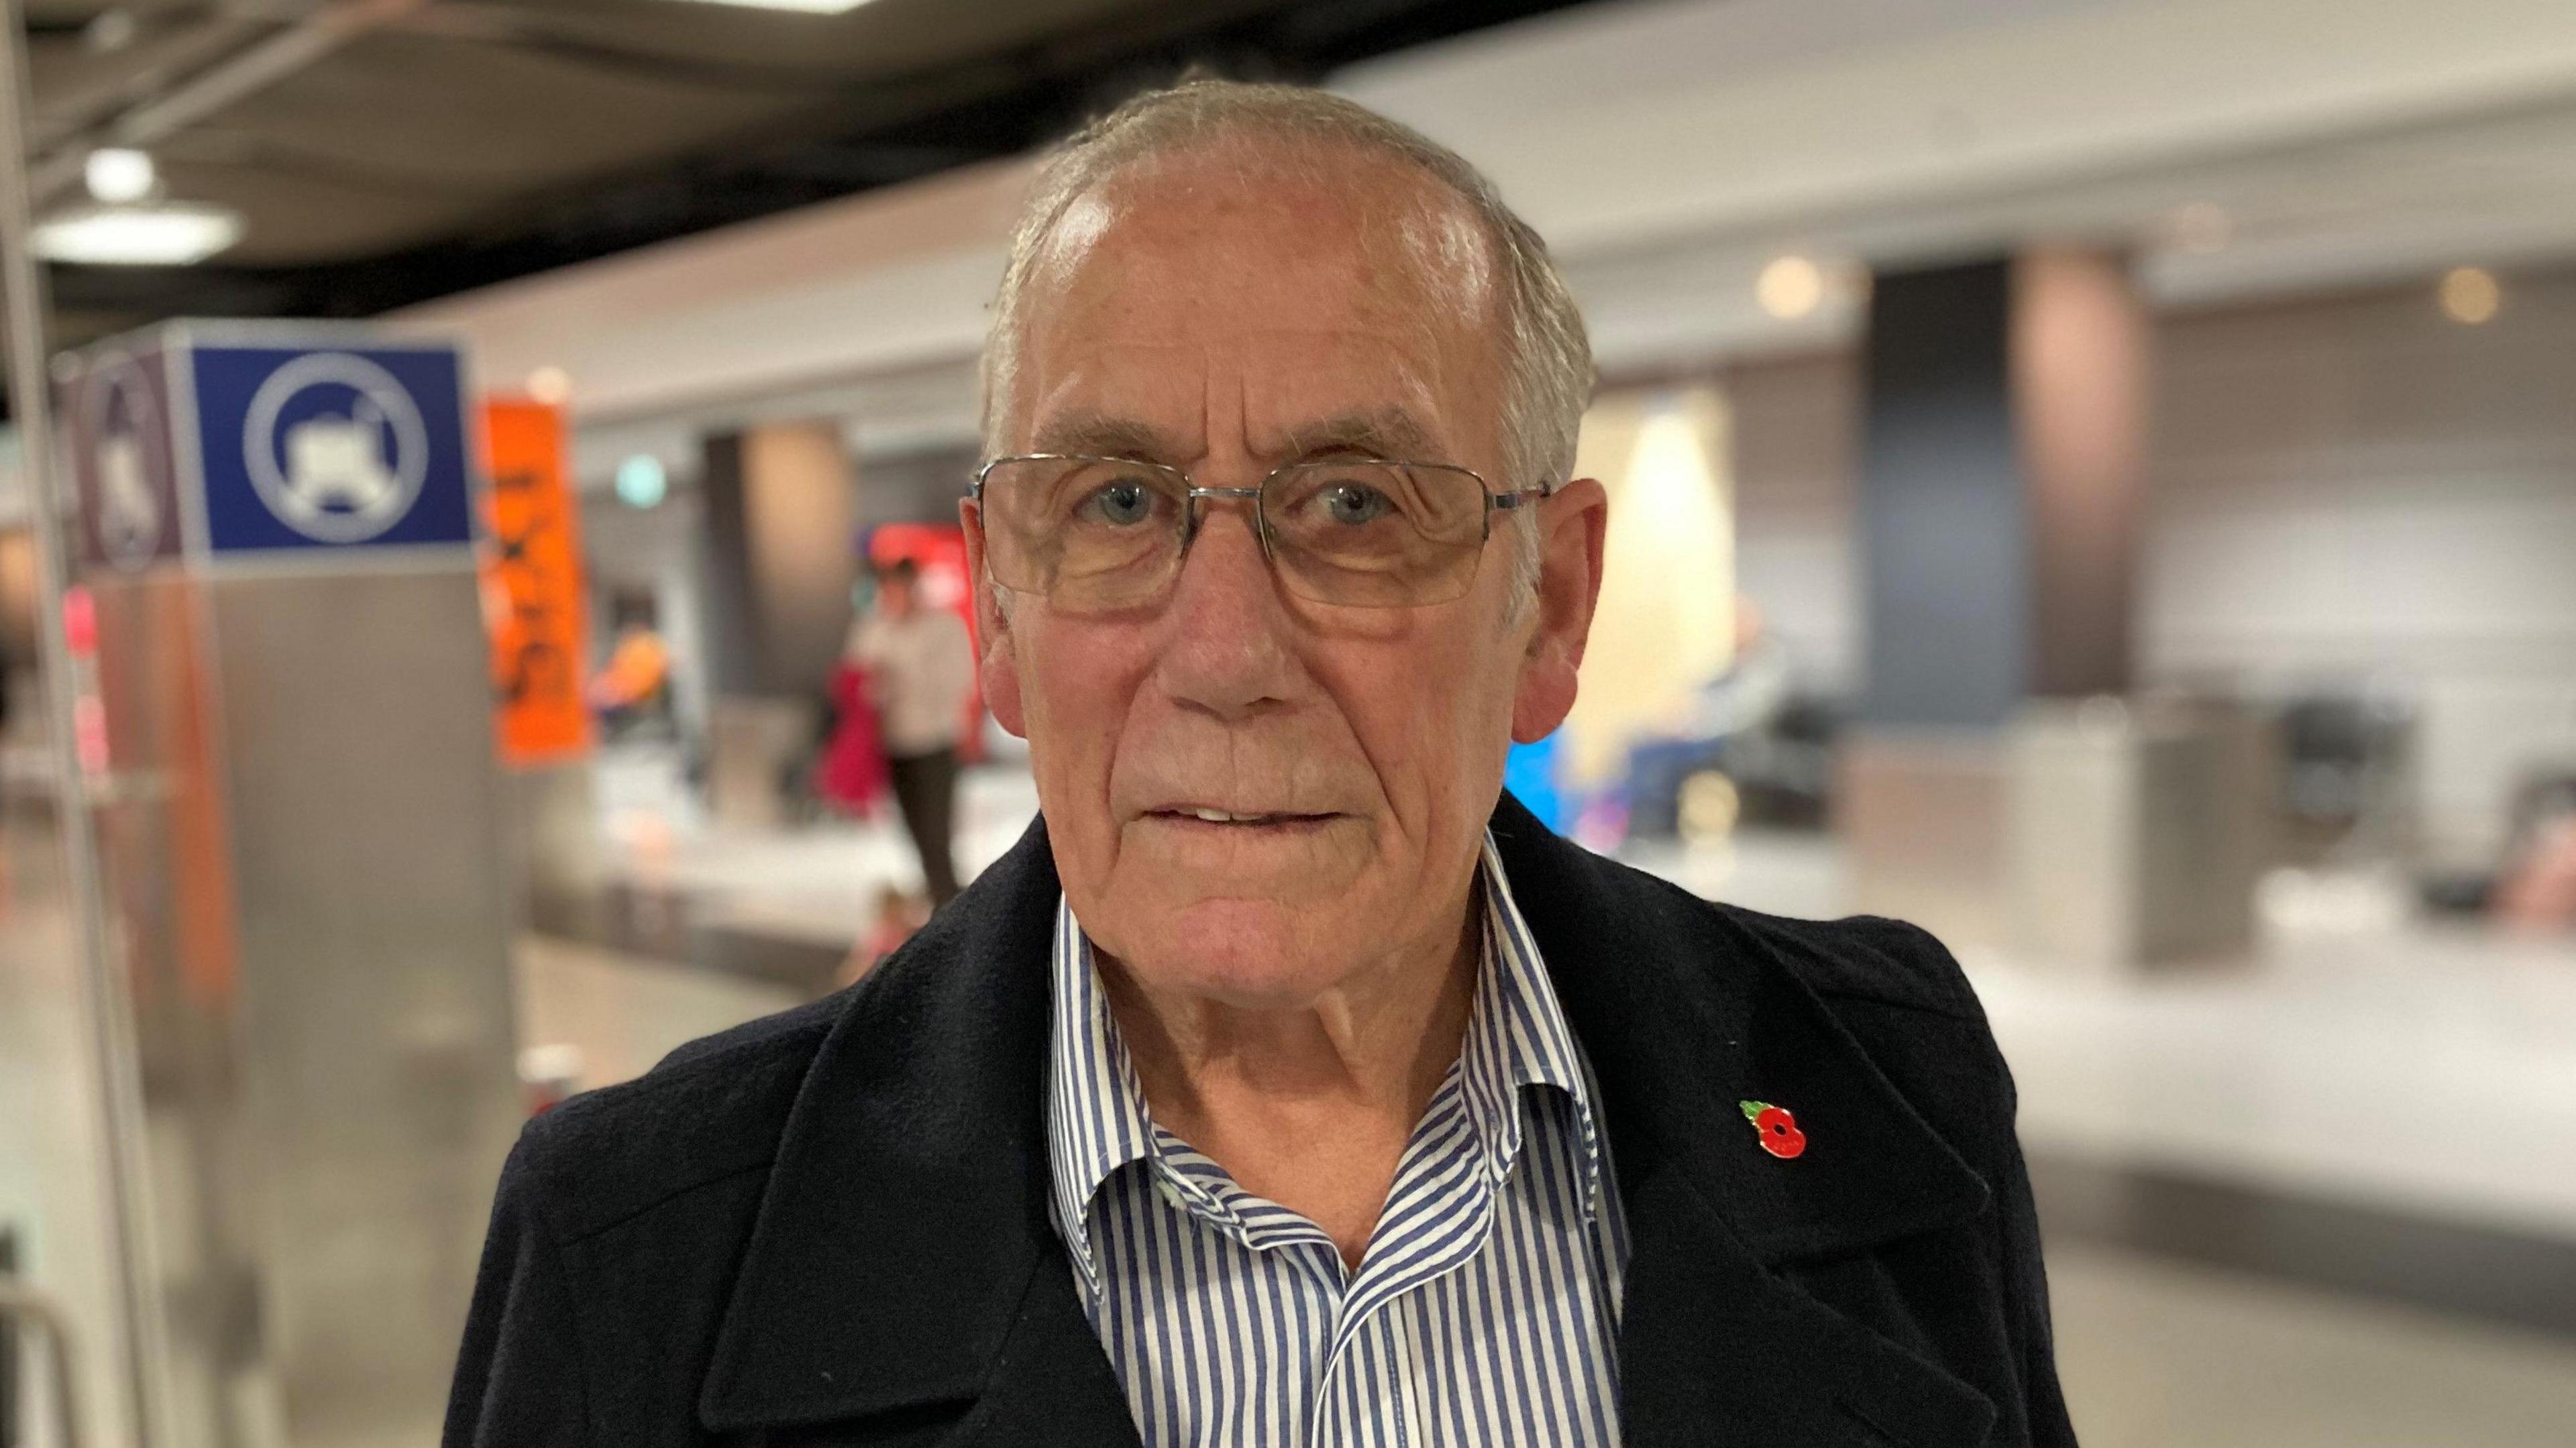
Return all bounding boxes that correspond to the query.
[1097,887,1482,1271]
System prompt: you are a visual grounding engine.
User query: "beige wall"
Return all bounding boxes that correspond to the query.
[2143,274,2576,861]
[1721,351,1862,692]
[1713,270,2576,860]
[741,421,861,694]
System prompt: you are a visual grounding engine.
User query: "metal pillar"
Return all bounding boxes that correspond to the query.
[0,5,174,1445]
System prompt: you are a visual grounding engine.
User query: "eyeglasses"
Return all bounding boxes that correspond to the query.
[969,453,1550,611]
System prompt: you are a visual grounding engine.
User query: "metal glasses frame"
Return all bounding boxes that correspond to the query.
[967,453,1551,596]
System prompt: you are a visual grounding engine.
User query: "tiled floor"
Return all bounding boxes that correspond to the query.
[2047,1239,2576,1448]
[591,744,1038,946]
[515,934,800,1093]
[1976,927,2576,1243]
[0,815,139,1448]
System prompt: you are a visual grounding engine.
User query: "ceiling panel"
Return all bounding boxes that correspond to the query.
[19,0,1602,342]
[190,28,804,207]
[473,0,1193,75]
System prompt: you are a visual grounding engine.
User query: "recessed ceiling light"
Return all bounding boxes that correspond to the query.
[1756,255,1826,321]
[34,203,241,266]
[85,148,156,205]
[83,9,138,54]
[666,0,877,12]
[2438,266,2500,325]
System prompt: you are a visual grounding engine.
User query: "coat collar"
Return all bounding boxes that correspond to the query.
[700,795,1999,1447]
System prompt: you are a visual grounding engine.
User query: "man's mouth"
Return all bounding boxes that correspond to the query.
[1146,807,1337,830]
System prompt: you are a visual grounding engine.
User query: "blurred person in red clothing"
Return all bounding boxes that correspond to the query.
[2498,814,2576,929]
[816,645,891,819]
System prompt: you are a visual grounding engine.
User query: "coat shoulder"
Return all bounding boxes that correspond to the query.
[1715,902,1988,1023]
[505,990,849,1243]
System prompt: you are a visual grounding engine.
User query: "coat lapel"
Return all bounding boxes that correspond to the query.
[696,812,1140,1445]
[1489,793,2001,1447]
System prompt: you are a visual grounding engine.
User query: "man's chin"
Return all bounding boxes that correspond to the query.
[1100,896,1360,1011]
[1108,816,1373,908]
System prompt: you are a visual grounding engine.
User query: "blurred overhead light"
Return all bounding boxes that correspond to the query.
[83,9,138,53]
[668,0,877,11]
[35,203,241,266]
[84,148,156,205]
[614,455,669,508]
[2169,201,2231,255]
[525,367,572,405]
[2439,266,2500,325]
[1756,255,1825,321]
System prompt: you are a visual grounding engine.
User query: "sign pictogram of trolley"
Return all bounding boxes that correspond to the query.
[59,322,480,569]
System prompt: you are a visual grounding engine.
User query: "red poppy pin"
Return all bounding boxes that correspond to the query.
[1739,1099,1807,1160]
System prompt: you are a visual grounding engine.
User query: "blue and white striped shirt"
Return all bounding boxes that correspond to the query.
[1046,836,1630,1447]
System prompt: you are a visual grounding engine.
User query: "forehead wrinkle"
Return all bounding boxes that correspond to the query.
[1028,410,1190,463]
[1278,407,1444,463]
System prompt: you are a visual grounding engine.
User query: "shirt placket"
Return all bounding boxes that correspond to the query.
[1316,1118,1510,1445]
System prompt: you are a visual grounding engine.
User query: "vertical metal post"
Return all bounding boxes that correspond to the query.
[0,5,172,1445]
[0,1282,89,1448]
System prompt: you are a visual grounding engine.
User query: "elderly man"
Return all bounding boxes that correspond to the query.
[449,81,2076,1448]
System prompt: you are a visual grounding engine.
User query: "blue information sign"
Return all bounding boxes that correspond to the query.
[185,335,476,555]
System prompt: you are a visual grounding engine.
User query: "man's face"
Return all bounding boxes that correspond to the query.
[965,142,1602,1011]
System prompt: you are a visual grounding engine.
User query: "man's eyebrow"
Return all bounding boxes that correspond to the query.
[1281,409,1444,463]
[1028,413,1184,461]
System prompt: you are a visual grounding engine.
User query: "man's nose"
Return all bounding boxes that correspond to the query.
[1155,490,1299,721]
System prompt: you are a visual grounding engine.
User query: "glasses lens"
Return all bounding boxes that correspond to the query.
[1263,461,1489,607]
[980,457,1187,608]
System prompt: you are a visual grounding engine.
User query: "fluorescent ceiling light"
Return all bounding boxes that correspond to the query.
[667,0,876,12]
[35,203,244,266]
[85,147,156,204]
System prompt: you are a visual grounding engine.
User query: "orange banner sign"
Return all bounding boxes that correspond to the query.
[480,399,593,767]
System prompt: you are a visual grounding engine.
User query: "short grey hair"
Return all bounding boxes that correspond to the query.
[979,78,1593,609]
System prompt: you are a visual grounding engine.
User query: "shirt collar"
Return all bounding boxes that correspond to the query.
[1043,832,1609,1286]
[1043,891,1157,1287]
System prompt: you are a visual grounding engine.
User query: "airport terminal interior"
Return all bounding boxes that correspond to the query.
[3,1,2576,1445]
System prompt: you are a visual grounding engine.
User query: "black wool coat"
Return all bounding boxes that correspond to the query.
[446,792,2080,1447]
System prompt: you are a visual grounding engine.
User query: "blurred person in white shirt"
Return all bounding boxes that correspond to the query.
[850,559,975,905]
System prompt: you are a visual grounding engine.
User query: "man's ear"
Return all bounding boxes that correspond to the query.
[960,498,1028,738]
[1511,476,1607,744]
